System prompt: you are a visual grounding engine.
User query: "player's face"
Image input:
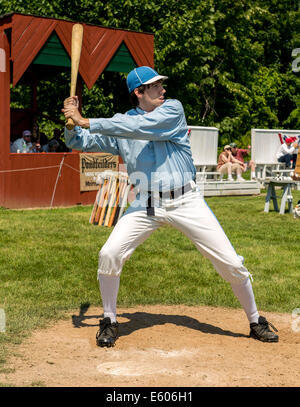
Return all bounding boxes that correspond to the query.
[138,80,166,112]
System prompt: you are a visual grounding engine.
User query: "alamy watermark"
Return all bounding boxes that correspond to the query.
[0,308,5,333]
[291,308,300,333]
[292,48,300,73]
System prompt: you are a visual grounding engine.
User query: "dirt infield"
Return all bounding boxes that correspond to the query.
[1,305,299,387]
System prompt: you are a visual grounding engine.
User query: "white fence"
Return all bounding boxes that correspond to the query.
[251,128,300,164]
[188,126,219,168]
[187,126,300,184]
[251,128,300,181]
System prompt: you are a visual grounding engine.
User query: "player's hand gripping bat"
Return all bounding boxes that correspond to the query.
[66,24,83,130]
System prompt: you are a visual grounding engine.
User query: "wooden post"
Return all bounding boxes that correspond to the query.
[0,30,11,206]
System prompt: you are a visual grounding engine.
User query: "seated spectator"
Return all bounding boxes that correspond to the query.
[39,132,49,151]
[42,139,60,152]
[217,145,244,181]
[51,127,69,152]
[31,140,42,153]
[10,130,33,153]
[32,121,40,144]
[276,137,299,168]
[230,142,256,179]
[28,121,42,153]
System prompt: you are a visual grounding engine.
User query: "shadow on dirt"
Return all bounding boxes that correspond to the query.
[72,303,248,339]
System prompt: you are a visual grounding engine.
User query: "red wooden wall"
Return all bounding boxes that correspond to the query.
[10,14,154,89]
[0,13,154,209]
[3,153,97,208]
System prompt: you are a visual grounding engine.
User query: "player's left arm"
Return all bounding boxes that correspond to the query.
[88,99,187,142]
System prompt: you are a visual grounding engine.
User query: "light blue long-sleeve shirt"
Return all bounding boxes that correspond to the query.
[64,99,196,192]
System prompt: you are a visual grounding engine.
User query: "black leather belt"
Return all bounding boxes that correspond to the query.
[147,182,193,216]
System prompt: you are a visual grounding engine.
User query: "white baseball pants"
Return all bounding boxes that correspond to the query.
[98,184,259,324]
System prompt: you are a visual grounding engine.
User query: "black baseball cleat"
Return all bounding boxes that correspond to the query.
[96,317,119,348]
[250,316,279,342]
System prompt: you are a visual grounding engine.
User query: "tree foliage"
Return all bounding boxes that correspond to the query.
[1,0,299,146]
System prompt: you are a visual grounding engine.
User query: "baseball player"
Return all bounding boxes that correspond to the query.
[62,66,278,347]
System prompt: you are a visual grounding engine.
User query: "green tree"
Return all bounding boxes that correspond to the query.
[1,0,299,147]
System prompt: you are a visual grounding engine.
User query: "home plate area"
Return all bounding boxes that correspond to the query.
[0,305,299,387]
[96,348,218,382]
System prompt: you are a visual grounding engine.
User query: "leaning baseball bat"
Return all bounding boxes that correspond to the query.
[94,178,108,224]
[99,176,113,226]
[117,182,131,222]
[292,149,300,181]
[66,24,83,130]
[108,178,120,227]
[112,177,126,226]
[104,177,117,227]
[296,150,300,176]
[89,187,101,224]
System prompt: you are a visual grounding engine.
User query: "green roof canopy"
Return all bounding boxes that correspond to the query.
[33,32,136,72]
[33,32,70,67]
[105,43,137,72]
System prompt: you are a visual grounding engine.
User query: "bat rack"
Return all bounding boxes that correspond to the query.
[89,171,131,227]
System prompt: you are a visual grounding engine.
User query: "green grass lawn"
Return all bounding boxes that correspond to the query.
[0,189,300,366]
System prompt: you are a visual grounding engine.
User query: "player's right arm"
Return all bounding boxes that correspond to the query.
[63,96,119,155]
[63,96,89,128]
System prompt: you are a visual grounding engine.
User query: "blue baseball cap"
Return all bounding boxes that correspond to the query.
[126,66,168,93]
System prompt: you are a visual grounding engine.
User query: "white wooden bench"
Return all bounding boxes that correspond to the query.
[196,165,224,181]
[255,163,286,182]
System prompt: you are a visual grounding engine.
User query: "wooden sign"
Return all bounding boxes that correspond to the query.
[80,153,118,191]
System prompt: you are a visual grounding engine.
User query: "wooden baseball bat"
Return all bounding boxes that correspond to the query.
[66,24,83,130]
[89,186,101,224]
[293,149,300,180]
[95,178,108,224]
[104,176,117,226]
[94,178,108,224]
[113,175,127,225]
[108,177,120,227]
[99,176,113,226]
[112,179,127,226]
[117,181,131,221]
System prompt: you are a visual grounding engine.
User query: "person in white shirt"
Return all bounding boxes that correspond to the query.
[276,137,299,168]
[10,130,33,153]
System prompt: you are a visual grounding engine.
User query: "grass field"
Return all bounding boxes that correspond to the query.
[0,189,300,366]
